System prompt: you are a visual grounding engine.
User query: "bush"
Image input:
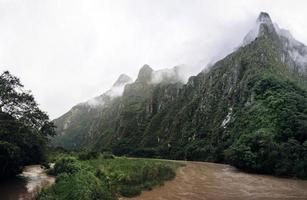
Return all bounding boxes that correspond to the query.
[225,128,279,174]
[129,148,157,158]
[99,158,178,197]
[78,150,100,160]
[38,155,180,199]
[52,157,81,175]
[157,164,176,180]
[37,170,116,200]
[118,185,141,197]
[0,141,22,178]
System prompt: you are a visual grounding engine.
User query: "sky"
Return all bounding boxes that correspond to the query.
[1,0,307,119]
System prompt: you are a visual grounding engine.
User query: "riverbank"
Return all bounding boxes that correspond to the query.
[2,159,306,200]
[0,165,55,200]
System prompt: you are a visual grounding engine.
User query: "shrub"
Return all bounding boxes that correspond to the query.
[225,128,279,173]
[118,185,141,197]
[78,150,100,160]
[37,170,116,200]
[157,164,176,180]
[129,148,157,158]
[0,141,22,178]
[38,156,180,199]
[52,157,81,175]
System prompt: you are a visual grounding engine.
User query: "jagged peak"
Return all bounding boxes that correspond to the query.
[136,64,153,82]
[85,74,132,108]
[257,12,276,38]
[139,64,153,72]
[113,74,132,87]
[257,12,272,24]
[241,12,307,76]
[242,12,277,46]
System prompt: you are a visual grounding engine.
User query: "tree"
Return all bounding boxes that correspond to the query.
[0,71,55,179]
[0,71,55,133]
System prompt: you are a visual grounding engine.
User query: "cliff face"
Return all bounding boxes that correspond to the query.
[52,74,133,149]
[52,66,184,149]
[54,13,307,178]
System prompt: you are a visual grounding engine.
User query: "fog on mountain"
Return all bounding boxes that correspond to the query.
[52,12,307,179]
[1,7,307,200]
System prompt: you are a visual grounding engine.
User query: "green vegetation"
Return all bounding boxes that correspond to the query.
[52,105,101,150]
[52,14,307,179]
[0,71,55,179]
[225,74,307,178]
[78,150,100,160]
[37,152,180,200]
[94,29,307,179]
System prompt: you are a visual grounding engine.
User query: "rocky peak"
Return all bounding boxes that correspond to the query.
[257,12,272,24]
[136,64,153,82]
[242,12,277,46]
[257,12,276,38]
[241,12,307,76]
[113,74,132,87]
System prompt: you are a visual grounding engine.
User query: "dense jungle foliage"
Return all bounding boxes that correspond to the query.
[225,73,307,177]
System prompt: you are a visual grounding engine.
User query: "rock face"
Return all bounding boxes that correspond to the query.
[113,74,132,87]
[136,64,153,83]
[53,12,307,178]
[52,74,132,149]
[243,12,307,77]
[52,66,183,149]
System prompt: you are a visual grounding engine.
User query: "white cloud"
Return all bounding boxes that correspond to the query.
[1,0,307,119]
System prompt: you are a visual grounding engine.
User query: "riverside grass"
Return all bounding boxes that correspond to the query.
[37,152,181,200]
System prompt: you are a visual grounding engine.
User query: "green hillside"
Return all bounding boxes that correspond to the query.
[53,12,307,178]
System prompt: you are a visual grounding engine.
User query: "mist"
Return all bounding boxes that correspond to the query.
[1,0,307,119]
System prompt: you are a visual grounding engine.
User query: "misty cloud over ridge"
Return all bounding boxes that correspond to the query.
[1,0,307,119]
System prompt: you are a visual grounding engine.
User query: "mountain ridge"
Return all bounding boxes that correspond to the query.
[53,12,307,178]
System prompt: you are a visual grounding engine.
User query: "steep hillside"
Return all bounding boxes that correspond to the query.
[90,65,184,155]
[52,74,132,149]
[54,12,307,178]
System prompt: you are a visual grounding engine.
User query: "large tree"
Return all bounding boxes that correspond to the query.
[0,71,55,178]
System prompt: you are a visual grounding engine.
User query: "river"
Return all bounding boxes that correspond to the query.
[1,162,307,200]
[0,165,55,200]
[123,161,307,200]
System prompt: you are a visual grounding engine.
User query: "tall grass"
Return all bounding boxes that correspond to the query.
[37,153,181,200]
[87,157,180,197]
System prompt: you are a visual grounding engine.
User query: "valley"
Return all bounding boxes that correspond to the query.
[1,9,307,200]
[53,12,307,179]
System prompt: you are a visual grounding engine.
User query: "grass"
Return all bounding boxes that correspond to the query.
[36,152,182,200]
[87,157,180,197]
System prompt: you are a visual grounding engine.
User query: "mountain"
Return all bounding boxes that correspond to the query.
[52,66,184,149]
[53,12,307,178]
[52,74,133,149]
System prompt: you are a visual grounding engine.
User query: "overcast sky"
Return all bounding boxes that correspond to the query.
[1,0,307,119]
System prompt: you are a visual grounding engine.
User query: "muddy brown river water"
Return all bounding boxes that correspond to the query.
[0,165,55,200]
[123,161,307,200]
[1,162,307,200]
